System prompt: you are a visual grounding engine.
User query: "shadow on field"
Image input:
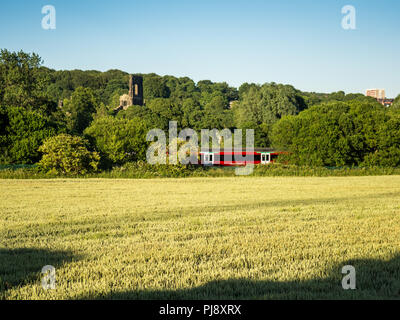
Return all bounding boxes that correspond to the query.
[0,248,77,296]
[80,255,400,300]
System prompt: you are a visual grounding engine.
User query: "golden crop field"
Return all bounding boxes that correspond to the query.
[0,177,400,300]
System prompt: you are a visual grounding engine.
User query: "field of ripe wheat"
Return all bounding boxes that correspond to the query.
[1,177,400,300]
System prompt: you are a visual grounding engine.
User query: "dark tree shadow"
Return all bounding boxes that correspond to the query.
[80,255,400,300]
[0,248,78,297]
[1,249,398,300]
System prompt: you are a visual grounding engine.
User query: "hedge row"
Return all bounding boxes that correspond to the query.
[2,162,400,179]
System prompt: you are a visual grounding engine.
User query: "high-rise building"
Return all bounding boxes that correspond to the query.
[366,89,385,100]
[365,89,394,107]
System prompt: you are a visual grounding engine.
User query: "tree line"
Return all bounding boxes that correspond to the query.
[1,49,399,173]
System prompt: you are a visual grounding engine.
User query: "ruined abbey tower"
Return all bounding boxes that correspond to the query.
[118,74,143,110]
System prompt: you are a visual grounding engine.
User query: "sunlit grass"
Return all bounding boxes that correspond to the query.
[1,177,400,299]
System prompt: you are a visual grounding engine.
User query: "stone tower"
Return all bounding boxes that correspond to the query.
[129,74,144,106]
[117,74,144,111]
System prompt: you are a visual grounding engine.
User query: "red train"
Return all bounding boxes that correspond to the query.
[199,150,283,166]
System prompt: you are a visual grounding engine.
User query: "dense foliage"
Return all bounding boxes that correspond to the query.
[391,94,400,110]
[62,87,98,135]
[0,106,57,164]
[38,134,100,175]
[234,83,306,146]
[84,117,149,168]
[0,49,56,114]
[271,101,400,167]
[1,48,400,172]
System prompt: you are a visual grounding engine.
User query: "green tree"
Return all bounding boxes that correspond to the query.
[271,101,386,166]
[169,77,199,100]
[391,94,400,110]
[0,49,55,113]
[143,74,170,99]
[234,83,306,146]
[0,106,57,164]
[84,117,149,167]
[198,80,238,103]
[362,113,400,167]
[238,83,258,99]
[103,78,129,105]
[180,98,204,131]
[146,98,183,131]
[201,95,233,129]
[63,87,98,135]
[38,134,100,175]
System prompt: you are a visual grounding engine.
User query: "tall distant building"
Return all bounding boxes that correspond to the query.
[366,89,386,100]
[117,74,144,111]
[365,89,394,107]
[129,75,144,106]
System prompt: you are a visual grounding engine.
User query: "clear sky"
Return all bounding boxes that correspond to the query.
[1,0,399,97]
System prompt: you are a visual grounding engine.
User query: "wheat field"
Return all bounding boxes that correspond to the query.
[0,176,400,300]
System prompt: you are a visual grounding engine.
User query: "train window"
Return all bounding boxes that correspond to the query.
[261,153,269,164]
[203,153,213,165]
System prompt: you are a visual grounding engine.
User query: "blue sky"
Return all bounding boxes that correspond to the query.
[1,0,399,97]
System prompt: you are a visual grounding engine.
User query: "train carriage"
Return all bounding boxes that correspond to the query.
[200,150,283,166]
